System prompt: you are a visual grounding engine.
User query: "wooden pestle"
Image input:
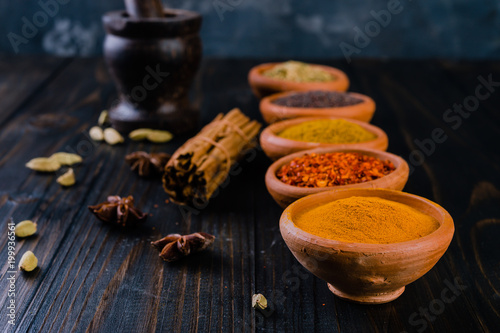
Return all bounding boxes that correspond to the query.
[125,0,164,18]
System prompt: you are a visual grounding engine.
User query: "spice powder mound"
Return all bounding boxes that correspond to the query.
[277,152,396,187]
[277,119,376,144]
[295,196,440,244]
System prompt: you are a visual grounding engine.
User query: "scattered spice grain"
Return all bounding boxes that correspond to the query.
[19,251,38,272]
[50,152,82,166]
[15,220,37,238]
[56,168,76,187]
[252,294,268,310]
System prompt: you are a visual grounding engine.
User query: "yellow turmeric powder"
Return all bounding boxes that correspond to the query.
[278,119,376,143]
[295,197,440,244]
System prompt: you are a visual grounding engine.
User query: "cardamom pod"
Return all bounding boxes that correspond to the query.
[98,110,109,126]
[252,294,268,310]
[89,126,104,141]
[129,128,153,141]
[15,220,37,238]
[104,128,124,145]
[19,251,38,272]
[57,168,76,187]
[50,152,82,166]
[26,157,61,172]
[147,130,173,143]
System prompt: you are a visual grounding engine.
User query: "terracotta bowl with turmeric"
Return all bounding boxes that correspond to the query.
[248,62,349,99]
[280,188,454,304]
[265,147,409,208]
[259,90,375,124]
[260,117,389,161]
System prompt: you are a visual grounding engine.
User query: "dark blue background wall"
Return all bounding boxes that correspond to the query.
[2,0,499,59]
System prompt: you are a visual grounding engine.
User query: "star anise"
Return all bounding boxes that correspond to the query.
[88,195,148,227]
[125,151,171,177]
[151,232,215,262]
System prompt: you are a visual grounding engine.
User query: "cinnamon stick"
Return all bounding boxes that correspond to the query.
[162,108,261,205]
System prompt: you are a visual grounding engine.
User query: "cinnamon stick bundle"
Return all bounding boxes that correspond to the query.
[162,108,261,205]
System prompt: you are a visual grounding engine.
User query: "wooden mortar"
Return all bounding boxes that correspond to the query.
[102,0,202,133]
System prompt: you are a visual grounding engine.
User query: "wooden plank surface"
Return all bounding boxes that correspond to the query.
[0,57,499,333]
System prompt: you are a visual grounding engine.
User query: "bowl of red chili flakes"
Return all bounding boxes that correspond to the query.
[265,147,409,208]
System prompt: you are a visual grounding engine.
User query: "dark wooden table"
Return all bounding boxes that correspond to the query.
[1,56,499,333]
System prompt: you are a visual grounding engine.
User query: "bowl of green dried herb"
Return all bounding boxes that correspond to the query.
[248,61,349,99]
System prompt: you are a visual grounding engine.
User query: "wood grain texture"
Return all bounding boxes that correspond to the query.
[0,58,499,333]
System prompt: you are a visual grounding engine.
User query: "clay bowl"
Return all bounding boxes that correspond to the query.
[248,63,349,99]
[265,147,409,208]
[259,90,375,124]
[260,117,389,161]
[280,188,455,304]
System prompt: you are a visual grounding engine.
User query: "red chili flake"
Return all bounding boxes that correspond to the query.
[276,152,396,187]
[154,204,159,208]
